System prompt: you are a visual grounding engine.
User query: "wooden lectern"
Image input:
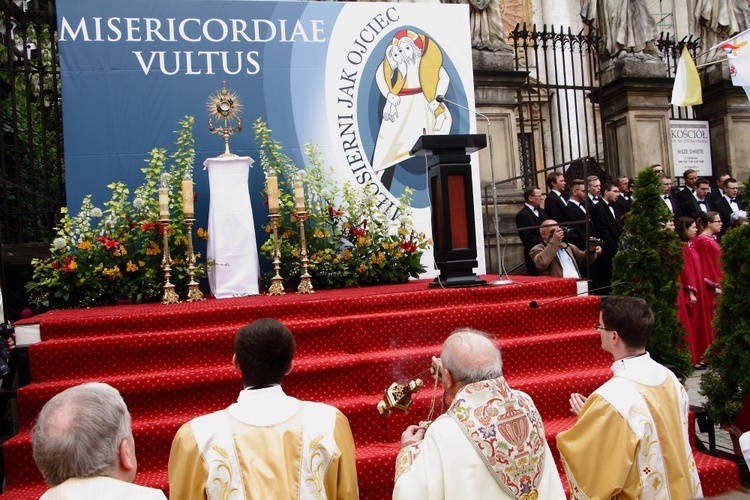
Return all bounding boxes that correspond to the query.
[411,134,487,288]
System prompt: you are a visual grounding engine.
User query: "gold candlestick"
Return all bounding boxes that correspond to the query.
[295,211,314,294]
[160,218,181,305]
[267,213,285,295]
[184,218,204,301]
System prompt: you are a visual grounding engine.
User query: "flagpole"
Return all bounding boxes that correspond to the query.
[695,58,728,70]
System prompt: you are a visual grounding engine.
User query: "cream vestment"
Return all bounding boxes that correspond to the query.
[40,475,167,500]
[393,377,565,499]
[556,353,703,499]
[168,386,358,499]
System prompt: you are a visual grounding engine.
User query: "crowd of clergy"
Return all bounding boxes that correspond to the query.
[29,297,739,499]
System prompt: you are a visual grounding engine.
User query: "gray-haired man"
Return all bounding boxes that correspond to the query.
[32,382,166,500]
[393,328,565,499]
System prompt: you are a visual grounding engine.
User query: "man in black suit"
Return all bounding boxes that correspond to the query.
[615,175,632,214]
[714,177,745,240]
[676,168,699,214]
[590,182,623,294]
[683,178,715,220]
[709,173,731,203]
[544,171,568,224]
[587,175,601,205]
[565,178,595,251]
[659,176,683,221]
[516,185,548,276]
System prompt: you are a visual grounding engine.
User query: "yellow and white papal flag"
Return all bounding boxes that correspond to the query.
[671,45,703,106]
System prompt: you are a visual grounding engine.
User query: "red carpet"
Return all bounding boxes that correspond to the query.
[2,276,739,498]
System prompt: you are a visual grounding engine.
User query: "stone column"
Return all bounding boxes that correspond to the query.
[472,49,527,190]
[694,62,750,183]
[599,59,674,179]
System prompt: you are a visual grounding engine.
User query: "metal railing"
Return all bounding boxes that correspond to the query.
[0,0,63,246]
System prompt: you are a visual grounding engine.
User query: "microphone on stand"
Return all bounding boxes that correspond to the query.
[434,95,510,286]
[528,282,636,309]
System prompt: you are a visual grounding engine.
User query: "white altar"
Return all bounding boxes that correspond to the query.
[204,156,260,298]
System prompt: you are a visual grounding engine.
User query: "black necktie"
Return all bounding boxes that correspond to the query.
[730,198,736,203]
[593,196,599,201]
[698,200,706,205]
[664,195,671,200]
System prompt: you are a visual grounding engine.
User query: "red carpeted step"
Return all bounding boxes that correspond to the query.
[16,278,580,341]
[4,279,742,499]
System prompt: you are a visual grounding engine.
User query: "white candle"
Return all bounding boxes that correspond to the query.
[182,179,194,217]
[158,185,169,219]
[267,175,279,214]
[294,179,305,212]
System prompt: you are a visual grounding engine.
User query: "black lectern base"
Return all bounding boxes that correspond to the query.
[429,274,488,288]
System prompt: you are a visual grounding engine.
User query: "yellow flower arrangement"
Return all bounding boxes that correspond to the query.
[26,116,207,309]
[254,118,429,289]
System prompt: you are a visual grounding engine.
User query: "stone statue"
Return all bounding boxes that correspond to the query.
[447,0,510,51]
[689,0,750,56]
[581,0,661,63]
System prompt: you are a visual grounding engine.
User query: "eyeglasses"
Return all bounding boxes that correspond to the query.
[594,324,614,332]
[710,220,722,224]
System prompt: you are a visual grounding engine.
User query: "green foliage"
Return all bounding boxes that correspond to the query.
[700,223,750,424]
[253,118,429,289]
[612,167,693,379]
[25,117,206,309]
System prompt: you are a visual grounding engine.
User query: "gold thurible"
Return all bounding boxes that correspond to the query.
[268,213,286,295]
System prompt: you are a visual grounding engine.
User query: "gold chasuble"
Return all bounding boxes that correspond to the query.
[556,353,702,500]
[168,386,358,499]
[394,377,565,499]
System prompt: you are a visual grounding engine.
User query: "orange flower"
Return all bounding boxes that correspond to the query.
[61,256,78,273]
[146,242,160,256]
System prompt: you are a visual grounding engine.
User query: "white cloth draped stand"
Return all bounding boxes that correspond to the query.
[204,156,260,298]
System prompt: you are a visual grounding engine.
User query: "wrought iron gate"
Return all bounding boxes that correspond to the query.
[0,0,63,247]
[509,23,605,187]
[507,24,699,188]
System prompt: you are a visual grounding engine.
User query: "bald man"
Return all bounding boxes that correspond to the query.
[393,329,565,499]
[530,220,599,279]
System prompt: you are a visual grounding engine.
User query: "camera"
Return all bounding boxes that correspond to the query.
[0,322,14,378]
[588,237,603,246]
[558,226,575,237]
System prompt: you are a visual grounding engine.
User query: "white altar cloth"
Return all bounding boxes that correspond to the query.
[204,156,259,298]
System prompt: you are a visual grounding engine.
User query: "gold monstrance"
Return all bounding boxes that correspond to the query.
[207,81,242,158]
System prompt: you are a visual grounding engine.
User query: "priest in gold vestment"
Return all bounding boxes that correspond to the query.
[556,296,703,499]
[168,319,359,499]
[392,328,565,499]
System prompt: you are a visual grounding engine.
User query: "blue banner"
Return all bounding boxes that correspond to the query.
[57,0,481,271]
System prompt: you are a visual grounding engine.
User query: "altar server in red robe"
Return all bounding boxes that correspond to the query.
[694,212,723,320]
[675,217,712,367]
